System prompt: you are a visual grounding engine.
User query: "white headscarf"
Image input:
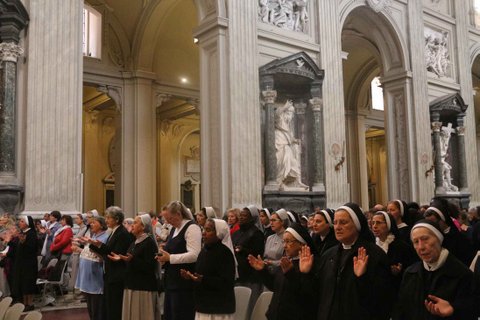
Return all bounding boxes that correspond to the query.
[212,219,238,278]
[204,207,217,219]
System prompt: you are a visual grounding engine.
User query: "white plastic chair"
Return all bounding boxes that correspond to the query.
[4,303,24,320]
[23,311,42,320]
[233,286,252,320]
[0,297,13,320]
[250,291,273,320]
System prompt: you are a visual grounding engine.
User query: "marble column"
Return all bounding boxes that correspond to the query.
[262,89,278,190]
[24,0,83,214]
[309,97,325,192]
[194,0,261,211]
[0,42,23,173]
[431,114,445,194]
[295,101,307,183]
[456,114,468,192]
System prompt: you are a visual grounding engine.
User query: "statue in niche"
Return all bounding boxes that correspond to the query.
[425,30,450,77]
[439,123,458,192]
[275,100,308,191]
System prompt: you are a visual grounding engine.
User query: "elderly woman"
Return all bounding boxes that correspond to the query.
[311,209,338,256]
[393,220,476,319]
[109,214,158,320]
[89,206,134,320]
[300,202,393,320]
[263,209,290,273]
[69,213,89,290]
[123,218,134,233]
[75,216,109,320]
[181,218,236,320]
[157,200,202,320]
[371,211,416,290]
[249,223,317,320]
[226,208,240,235]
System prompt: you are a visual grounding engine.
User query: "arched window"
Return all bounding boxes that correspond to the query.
[371,77,384,111]
[83,5,102,58]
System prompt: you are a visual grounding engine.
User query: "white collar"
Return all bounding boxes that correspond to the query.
[423,248,449,272]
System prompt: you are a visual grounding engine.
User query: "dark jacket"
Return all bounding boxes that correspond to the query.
[315,239,394,320]
[443,227,475,266]
[232,221,265,283]
[90,225,134,283]
[312,230,338,257]
[393,253,476,320]
[385,238,418,290]
[194,241,236,314]
[12,228,38,296]
[124,235,158,291]
[260,259,317,320]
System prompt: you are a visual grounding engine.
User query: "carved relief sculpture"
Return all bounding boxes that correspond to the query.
[258,0,309,33]
[424,28,450,78]
[439,123,458,192]
[275,100,308,191]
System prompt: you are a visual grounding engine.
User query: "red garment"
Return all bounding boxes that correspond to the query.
[229,223,240,236]
[50,227,73,254]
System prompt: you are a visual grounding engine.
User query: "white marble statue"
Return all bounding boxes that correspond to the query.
[275,100,308,191]
[439,123,458,192]
[424,29,450,77]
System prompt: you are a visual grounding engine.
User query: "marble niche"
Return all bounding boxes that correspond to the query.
[260,52,325,214]
[429,93,470,209]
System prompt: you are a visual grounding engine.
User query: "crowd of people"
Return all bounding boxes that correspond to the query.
[0,197,479,320]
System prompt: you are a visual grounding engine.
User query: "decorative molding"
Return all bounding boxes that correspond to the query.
[106,24,125,68]
[156,93,172,107]
[424,28,450,78]
[0,42,23,62]
[97,85,122,111]
[258,0,309,34]
[309,97,323,112]
[159,120,184,137]
[456,126,466,136]
[431,121,442,132]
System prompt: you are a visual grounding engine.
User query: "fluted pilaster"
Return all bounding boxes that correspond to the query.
[24,0,83,213]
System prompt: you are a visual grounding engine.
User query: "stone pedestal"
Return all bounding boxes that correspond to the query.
[263,190,326,215]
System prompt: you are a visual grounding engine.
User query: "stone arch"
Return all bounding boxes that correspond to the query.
[193,0,228,21]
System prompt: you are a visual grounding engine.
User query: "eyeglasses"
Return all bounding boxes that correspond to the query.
[371,221,386,226]
[282,239,299,245]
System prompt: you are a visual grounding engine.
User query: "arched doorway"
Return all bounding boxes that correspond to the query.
[341,6,408,208]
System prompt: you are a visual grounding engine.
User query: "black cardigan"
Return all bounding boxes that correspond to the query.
[124,236,158,292]
[194,241,236,314]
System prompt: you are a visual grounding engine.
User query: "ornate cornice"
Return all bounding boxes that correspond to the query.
[261,89,277,104]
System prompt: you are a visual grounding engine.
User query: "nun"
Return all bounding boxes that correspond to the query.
[109,214,158,320]
[263,209,290,273]
[259,208,274,238]
[423,198,475,266]
[231,205,265,317]
[248,223,318,320]
[311,209,338,257]
[371,211,416,290]
[299,202,394,320]
[393,220,476,320]
[12,216,38,311]
[387,199,411,243]
[181,218,236,320]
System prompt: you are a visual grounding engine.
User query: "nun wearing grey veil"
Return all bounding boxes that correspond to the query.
[110,214,158,320]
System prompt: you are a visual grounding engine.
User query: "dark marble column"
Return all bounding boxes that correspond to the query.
[431,112,444,194]
[0,42,23,173]
[456,113,467,192]
[294,101,307,184]
[310,97,325,192]
[262,89,278,190]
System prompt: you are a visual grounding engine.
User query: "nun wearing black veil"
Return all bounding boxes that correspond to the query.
[12,216,38,311]
[300,202,394,320]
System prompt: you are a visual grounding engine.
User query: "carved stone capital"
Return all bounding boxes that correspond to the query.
[156,93,172,107]
[309,97,323,112]
[97,85,122,110]
[431,121,442,132]
[365,0,392,13]
[456,126,465,136]
[294,102,307,115]
[0,42,23,62]
[261,90,277,104]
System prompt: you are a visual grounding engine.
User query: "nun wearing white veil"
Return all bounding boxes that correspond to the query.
[181,218,237,320]
[110,214,158,320]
